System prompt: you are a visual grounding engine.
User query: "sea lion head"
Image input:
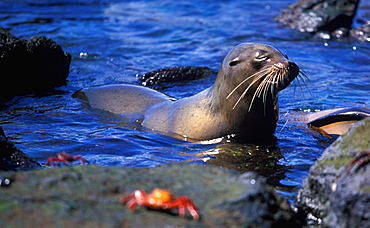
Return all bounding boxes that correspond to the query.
[209,43,302,141]
[214,43,300,110]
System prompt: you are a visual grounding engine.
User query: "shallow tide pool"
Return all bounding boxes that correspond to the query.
[0,0,369,203]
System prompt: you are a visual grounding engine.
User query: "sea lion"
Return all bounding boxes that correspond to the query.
[73,43,301,141]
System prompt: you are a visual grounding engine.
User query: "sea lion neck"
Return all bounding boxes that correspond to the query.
[208,67,278,133]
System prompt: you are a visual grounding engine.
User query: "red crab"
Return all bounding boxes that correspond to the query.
[46,152,89,166]
[119,188,200,220]
[346,151,370,175]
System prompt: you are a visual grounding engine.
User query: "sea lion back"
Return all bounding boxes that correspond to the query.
[73,84,173,114]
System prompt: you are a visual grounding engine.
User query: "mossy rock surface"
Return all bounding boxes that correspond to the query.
[295,118,370,227]
[0,164,301,227]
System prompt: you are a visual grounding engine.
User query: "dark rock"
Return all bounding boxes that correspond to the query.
[0,126,41,171]
[219,172,303,227]
[138,66,216,87]
[295,118,370,226]
[0,27,71,102]
[276,0,360,39]
[0,164,304,227]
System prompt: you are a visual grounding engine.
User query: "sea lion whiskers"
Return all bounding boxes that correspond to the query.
[296,69,310,93]
[248,62,292,112]
[287,68,310,100]
[226,67,270,100]
[255,72,273,103]
[249,70,278,112]
[231,71,269,110]
[226,67,271,109]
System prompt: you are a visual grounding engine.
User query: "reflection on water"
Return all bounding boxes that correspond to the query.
[177,141,303,199]
[181,143,285,180]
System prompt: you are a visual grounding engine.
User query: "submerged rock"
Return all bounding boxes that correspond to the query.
[0,27,71,102]
[139,66,216,87]
[0,126,41,171]
[276,0,362,40]
[295,118,370,226]
[0,164,303,227]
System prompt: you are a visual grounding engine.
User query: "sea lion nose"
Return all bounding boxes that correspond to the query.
[288,61,299,82]
[276,61,299,91]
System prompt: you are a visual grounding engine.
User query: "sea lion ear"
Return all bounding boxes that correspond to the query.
[229,57,240,67]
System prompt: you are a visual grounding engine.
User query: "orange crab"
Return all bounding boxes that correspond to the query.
[46,152,89,166]
[119,188,200,220]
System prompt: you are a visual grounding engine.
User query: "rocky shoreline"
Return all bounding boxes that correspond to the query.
[0,126,40,171]
[296,118,370,227]
[1,0,370,226]
[1,118,370,226]
[0,27,71,103]
[0,163,305,227]
[276,0,370,41]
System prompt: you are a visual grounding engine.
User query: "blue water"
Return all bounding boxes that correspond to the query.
[0,0,369,203]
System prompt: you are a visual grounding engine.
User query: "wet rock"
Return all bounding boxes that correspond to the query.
[0,26,71,102]
[350,20,370,42]
[276,0,360,39]
[295,118,370,225]
[138,66,216,87]
[323,157,370,228]
[0,164,303,227]
[0,126,41,171]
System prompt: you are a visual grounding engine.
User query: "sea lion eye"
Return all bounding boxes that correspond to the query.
[229,57,240,67]
[254,51,269,62]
